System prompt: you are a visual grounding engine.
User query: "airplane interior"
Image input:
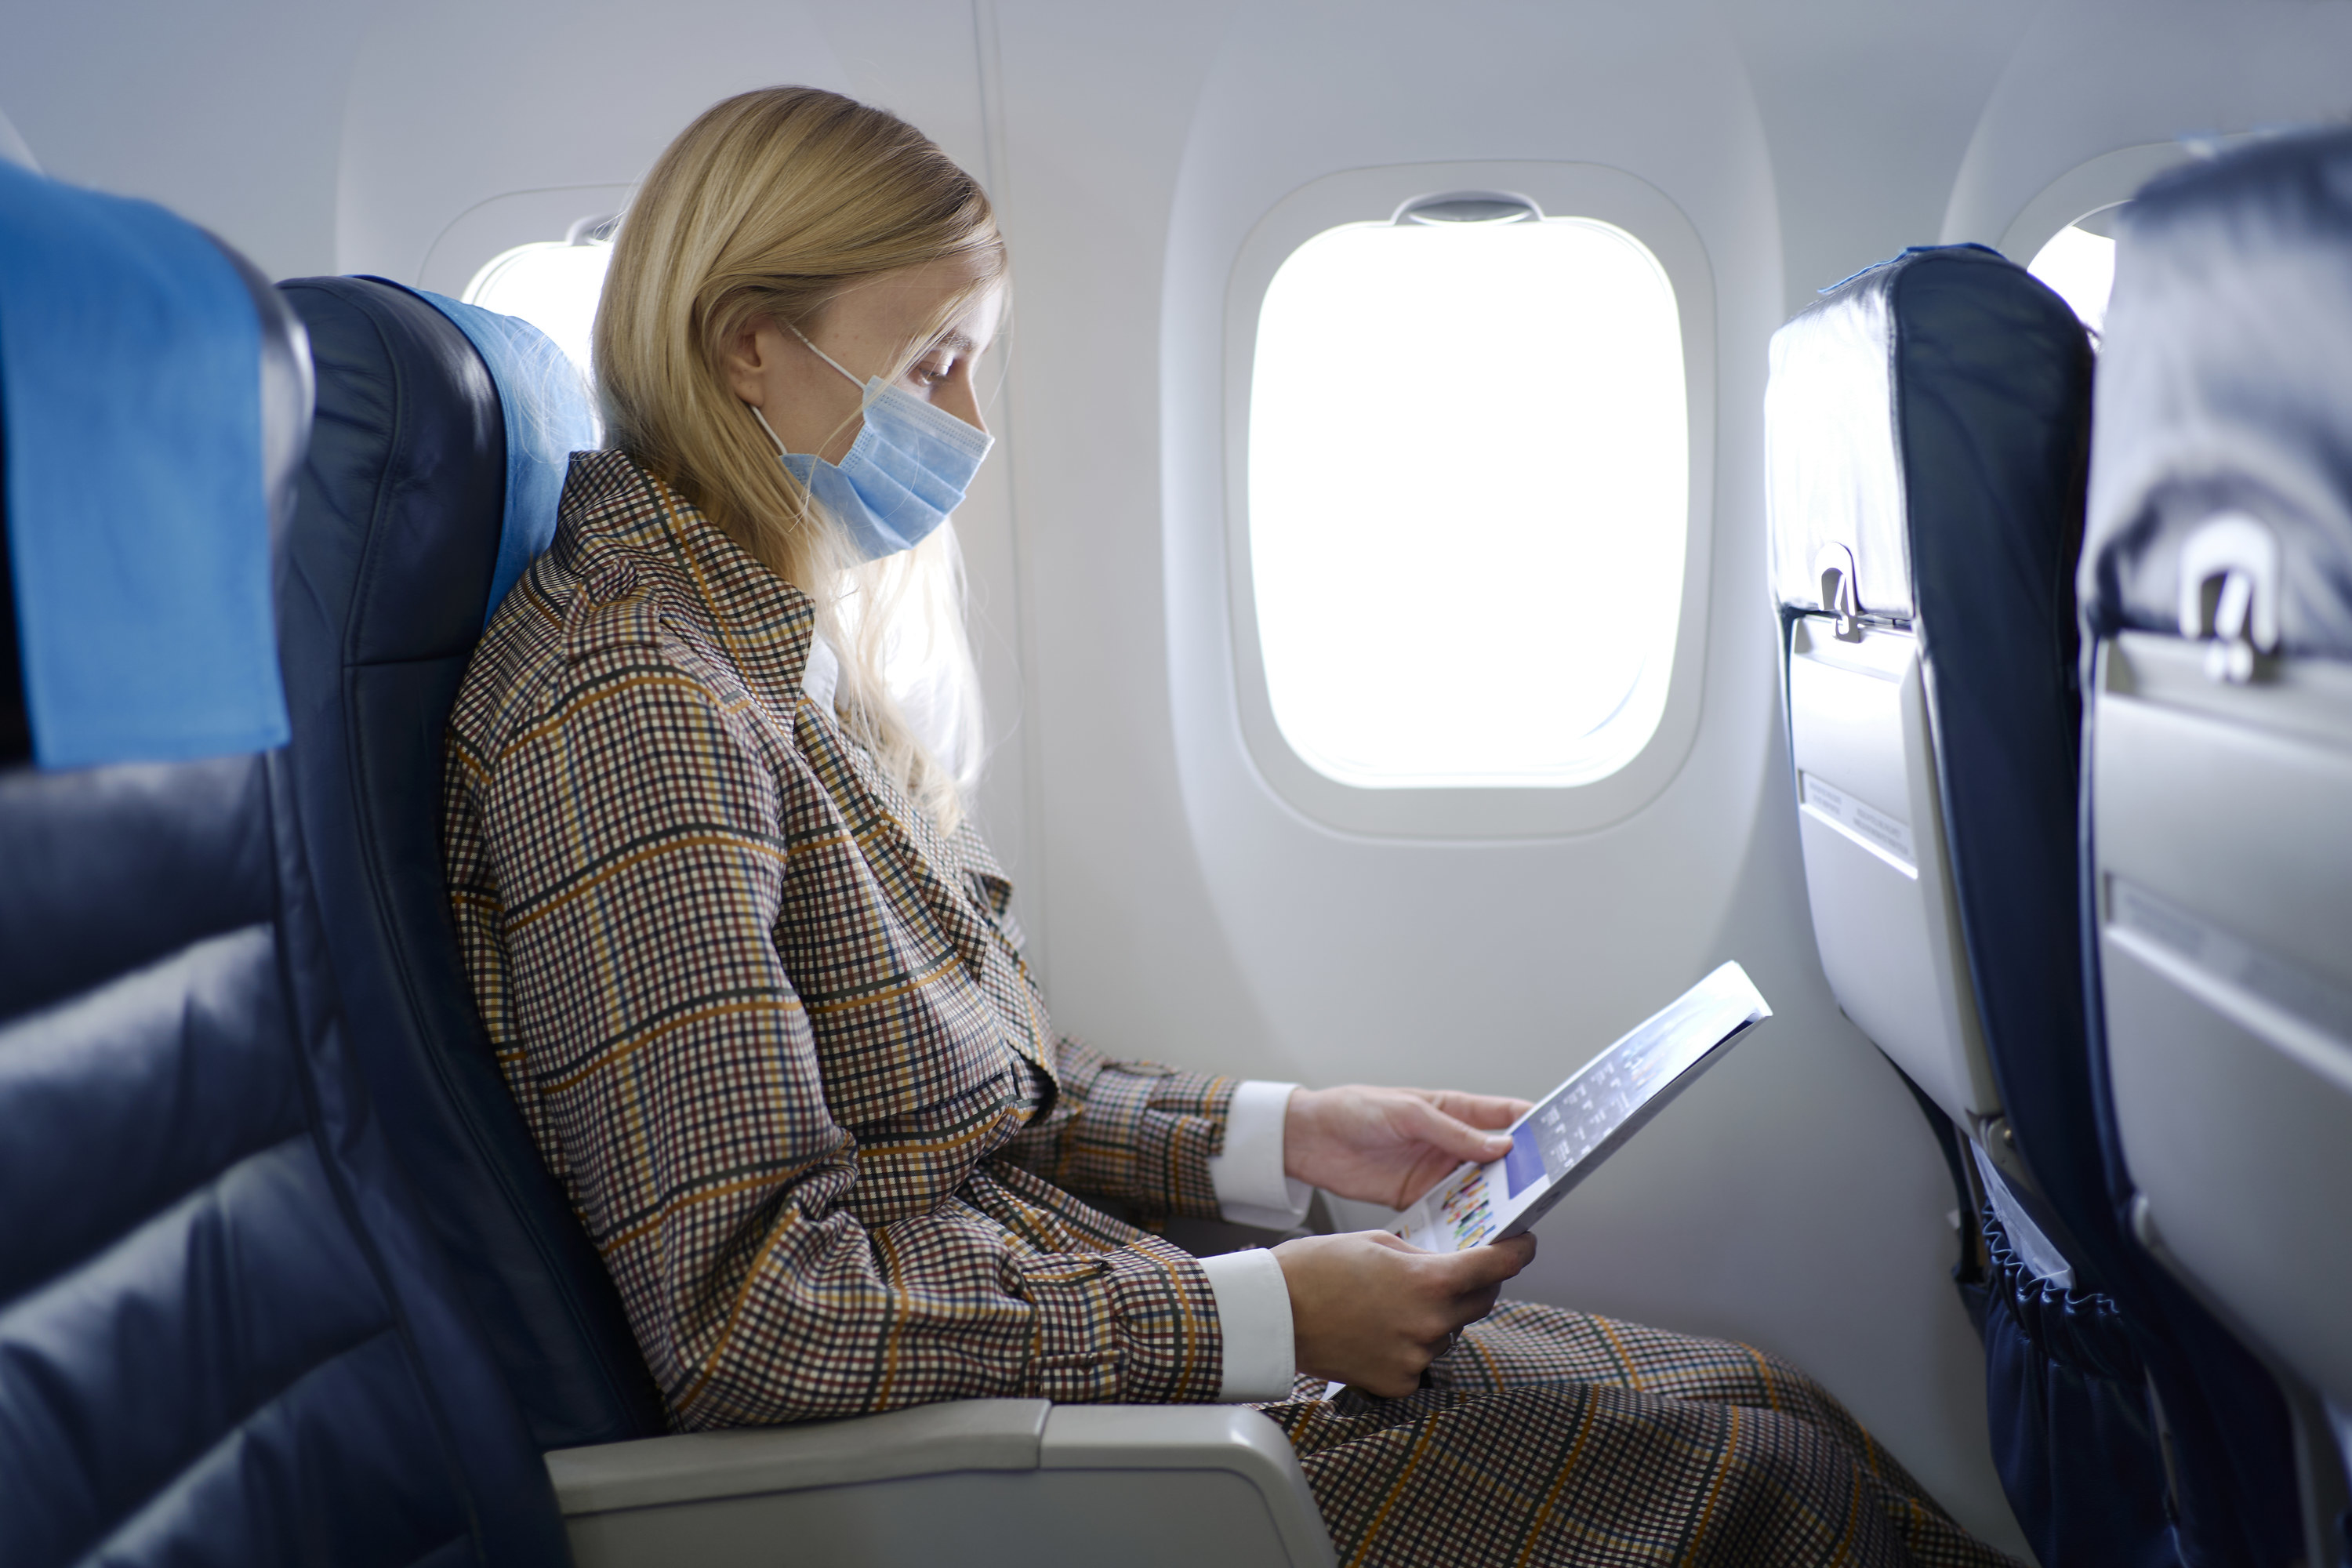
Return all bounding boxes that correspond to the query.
[2,3,2350,1566]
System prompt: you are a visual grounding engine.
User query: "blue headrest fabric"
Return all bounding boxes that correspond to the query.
[275,275,663,1449]
[0,163,296,769]
[407,287,596,624]
[2084,128,2352,661]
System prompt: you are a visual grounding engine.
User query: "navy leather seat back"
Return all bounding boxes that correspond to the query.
[2083,129,2352,1559]
[0,172,568,1566]
[1766,244,2297,1568]
[272,275,663,1449]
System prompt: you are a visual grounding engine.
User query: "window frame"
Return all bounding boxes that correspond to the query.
[1221,161,1717,838]
[1994,141,2214,270]
[417,184,636,297]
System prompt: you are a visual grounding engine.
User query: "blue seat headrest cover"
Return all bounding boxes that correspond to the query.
[0,163,299,769]
[408,289,595,622]
[2085,128,2352,660]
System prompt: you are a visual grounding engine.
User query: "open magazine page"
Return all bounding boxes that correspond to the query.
[1390,961,1772,1252]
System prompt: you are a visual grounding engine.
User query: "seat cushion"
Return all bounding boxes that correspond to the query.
[0,757,571,1566]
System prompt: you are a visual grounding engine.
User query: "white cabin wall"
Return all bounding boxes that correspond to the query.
[1726,1,2042,317]
[1056,0,2016,1542]
[332,0,851,281]
[1944,0,2352,247]
[0,0,369,281]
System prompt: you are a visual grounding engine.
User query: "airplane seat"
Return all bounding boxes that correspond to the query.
[1766,242,2297,1568]
[2082,127,2352,1561]
[270,274,1336,1568]
[270,274,663,1451]
[0,167,569,1566]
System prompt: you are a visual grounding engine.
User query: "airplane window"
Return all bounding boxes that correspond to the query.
[461,223,614,377]
[2027,209,2119,336]
[1248,214,1686,789]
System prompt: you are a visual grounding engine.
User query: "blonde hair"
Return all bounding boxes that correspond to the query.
[595,86,1002,828]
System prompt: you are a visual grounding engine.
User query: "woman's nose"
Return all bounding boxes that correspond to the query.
[942,373,987,437]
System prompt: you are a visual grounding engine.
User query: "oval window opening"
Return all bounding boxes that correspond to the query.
[463,232,614,379]
[1247,215,1688,790]
[2028,207,2120,336]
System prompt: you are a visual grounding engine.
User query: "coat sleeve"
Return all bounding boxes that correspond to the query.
[996,1036,1236,1223]
[459,625,1223,1428]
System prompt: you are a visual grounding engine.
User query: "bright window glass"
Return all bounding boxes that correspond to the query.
[2028,220,2118,335]
[1248,216,1687,789]
[463,238,613,376]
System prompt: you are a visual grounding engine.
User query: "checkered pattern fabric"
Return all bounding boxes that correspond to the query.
[1262,1302,2020,1567]
[448,450,2016,1566]
[444,451,1229,1427]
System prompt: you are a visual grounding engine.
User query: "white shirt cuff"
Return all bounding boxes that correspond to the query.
[1208,1080,1313,1231]
[1197,1247,1297,1402]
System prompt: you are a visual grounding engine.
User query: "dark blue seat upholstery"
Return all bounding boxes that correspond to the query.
[271,274,663,1450]
[1766,244,2297,1568]
[0,171,569,1566]
[2082,129,2352,1566]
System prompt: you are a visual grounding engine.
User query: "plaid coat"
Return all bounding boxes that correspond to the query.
[448,451,2018,1566]
[444,450,1232,1428]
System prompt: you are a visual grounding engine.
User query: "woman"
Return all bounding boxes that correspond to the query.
[442,86,2014,1567]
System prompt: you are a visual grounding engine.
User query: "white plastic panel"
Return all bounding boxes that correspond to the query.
[550,1402,1332,1568]
[2093,632,2352,1410]
[1786,615,1997,1124]
[562,1468,1299,1568]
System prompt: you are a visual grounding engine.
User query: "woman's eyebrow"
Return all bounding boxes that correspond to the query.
[933,328,979,355]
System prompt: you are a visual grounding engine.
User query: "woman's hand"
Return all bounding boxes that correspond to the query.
[1284,1085,1533,1210]
[1273,1230,1537,1397]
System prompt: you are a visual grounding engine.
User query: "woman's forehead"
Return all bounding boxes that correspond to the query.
[826,260,1002,348]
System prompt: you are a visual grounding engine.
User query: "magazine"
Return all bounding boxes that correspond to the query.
[1391,961,1772,1252]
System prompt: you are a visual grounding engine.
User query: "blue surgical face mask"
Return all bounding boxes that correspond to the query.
[750,324,993,561]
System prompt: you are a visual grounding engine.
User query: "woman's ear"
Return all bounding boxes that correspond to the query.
[720,321,773,408]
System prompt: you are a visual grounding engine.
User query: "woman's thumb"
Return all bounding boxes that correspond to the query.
[1413,1097,1515,1161]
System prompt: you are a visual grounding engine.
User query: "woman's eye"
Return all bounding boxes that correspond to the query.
[911,356,956,387]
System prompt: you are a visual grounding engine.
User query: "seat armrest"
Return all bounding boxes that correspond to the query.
[545,1399,1335,1568]
[1040,1404,1334,1567]
[546,1397,1050,1514]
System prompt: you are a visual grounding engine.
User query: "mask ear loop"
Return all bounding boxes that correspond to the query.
[787,321,884,409]
[749,403,792,458]
[746,402,826,537]
[748,318,867,484]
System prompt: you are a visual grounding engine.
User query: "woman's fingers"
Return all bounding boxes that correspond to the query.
[1279,1231,1512,1395]
[1397,1094,1515,1164]
[1287,1086,1542,1208]
[1414,1087,1534,1131]
[1275,1229,1541,1396]
[1427,1234,1534,1304]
